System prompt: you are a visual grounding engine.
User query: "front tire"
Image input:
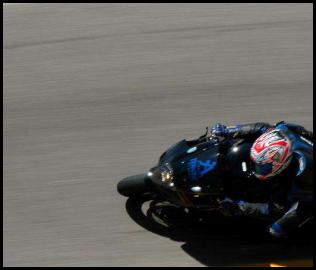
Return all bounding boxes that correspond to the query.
[117,174,154,197]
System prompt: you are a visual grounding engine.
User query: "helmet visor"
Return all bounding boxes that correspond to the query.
[254,163,273,177]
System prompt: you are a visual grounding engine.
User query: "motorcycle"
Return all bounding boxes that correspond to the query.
[117,125,313,234]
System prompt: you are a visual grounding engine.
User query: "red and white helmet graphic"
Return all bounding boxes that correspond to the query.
[250,129,293,180]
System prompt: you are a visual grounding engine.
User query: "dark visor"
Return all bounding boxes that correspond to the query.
[254,163,273,176]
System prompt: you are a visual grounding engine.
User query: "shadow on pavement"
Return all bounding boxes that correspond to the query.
[125,197,313,267]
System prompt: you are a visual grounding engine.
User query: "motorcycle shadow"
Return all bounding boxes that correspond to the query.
[125,196,313,267]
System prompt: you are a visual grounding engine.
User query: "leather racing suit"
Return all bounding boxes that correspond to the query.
[212,121,313,238]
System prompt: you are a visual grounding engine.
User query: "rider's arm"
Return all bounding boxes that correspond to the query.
[229,122,273,138]
[212,121,313,141]
[211,122,273,139]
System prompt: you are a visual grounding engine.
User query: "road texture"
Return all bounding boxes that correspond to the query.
[3,3,313,267]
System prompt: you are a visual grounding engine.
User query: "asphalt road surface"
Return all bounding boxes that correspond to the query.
[3,3,313,267]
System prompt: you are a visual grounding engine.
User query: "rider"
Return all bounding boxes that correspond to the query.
[211,121,313,238]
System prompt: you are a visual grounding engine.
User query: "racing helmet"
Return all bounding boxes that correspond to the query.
[250,129,293,180]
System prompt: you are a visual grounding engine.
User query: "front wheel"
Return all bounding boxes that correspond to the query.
[117,174,154,197]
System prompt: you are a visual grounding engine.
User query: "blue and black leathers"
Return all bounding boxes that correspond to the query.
[213,121,313,238]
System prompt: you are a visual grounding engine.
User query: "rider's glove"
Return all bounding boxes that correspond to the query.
[211,123,229,137]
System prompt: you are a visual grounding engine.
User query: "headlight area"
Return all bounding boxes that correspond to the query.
[161,171,174,185]
[160,163,174,187]
[147,164,175,189]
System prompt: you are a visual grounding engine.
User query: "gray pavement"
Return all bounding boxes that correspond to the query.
[3,3,313,266]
